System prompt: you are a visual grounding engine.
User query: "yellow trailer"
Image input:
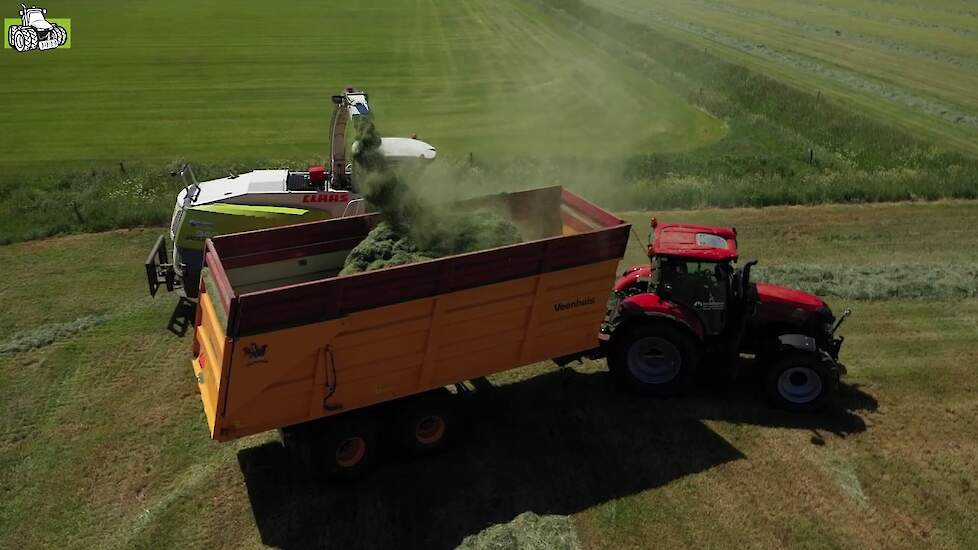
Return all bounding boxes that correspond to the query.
[191,186,629,475]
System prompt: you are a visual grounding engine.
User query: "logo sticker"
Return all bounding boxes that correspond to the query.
[553,296,596,313]
[243,342,268,365]
[5,4,70,52]
[302,192,350,203]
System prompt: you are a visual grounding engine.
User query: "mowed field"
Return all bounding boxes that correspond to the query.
[580,0,978,153]
[0,0,723,170]
[2,202,977,549]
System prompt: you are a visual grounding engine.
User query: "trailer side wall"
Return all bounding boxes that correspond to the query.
[193,187,629,441]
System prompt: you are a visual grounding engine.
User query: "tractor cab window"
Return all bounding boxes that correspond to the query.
[25,10,47,25]
[696,233,728,249]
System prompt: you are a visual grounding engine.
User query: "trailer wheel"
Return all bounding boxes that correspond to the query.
[396,390,455,456]
[319,414,380,480]
[609,323,699,396]
[765,352,837,412]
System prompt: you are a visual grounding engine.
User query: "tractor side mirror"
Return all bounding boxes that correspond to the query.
[741,260,758,287]
[741,260,759,311]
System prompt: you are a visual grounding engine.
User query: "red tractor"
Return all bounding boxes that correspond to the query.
[598,219,849,411]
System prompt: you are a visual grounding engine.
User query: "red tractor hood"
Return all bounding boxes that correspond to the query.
[755,282,825,312]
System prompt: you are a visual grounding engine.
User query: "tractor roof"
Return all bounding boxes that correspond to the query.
[650,222,738,262]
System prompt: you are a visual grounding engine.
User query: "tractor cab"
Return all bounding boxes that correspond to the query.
[23,8,49,27]
[647,222,746,337]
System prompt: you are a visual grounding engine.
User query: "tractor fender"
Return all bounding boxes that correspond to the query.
[614,293,706,342]
[776,333,818,354]
[614,265,652,293]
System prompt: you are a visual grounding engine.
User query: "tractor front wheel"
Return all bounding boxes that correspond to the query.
[609,323,699,397]
[765,352,837,412]
[10,28,26,52]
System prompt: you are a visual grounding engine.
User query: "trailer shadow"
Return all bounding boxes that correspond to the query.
[237,367,875,550]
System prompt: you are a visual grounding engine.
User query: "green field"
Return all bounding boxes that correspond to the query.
[4,0,978,245]
[579,0,978,153]
[0,0,722,169]
[2,202,977,549]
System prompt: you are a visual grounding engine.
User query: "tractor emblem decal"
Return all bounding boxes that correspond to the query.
[243,343,268,364]
[6,4,68,52]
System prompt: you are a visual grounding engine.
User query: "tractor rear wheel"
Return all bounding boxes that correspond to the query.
[765,352,837,412]
[609,323,699,397]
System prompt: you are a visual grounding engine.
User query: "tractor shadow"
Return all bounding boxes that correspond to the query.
[237,367,876,550]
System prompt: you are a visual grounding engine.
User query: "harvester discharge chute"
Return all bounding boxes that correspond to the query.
[145,87,437,298]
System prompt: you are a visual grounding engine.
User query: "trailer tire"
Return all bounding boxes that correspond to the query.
[395,390,455,457]
[765,352,837,412]
[279,426,316,472]
[318,413,380,480]
[609,322,699,397]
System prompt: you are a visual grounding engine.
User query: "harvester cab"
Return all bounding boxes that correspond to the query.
[145,87,437,299]
[602,218,848,411]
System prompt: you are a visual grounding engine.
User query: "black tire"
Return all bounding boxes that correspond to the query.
[608,323,699,396]
[393,390,456,457]
[279,425,316,472]
[317,412,380,480]
[764,352,838,412]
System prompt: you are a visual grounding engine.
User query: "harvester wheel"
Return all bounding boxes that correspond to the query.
[765,352,837,412]
[609,323,699,397]
[319,413,380,480]
[395,390,455,456]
